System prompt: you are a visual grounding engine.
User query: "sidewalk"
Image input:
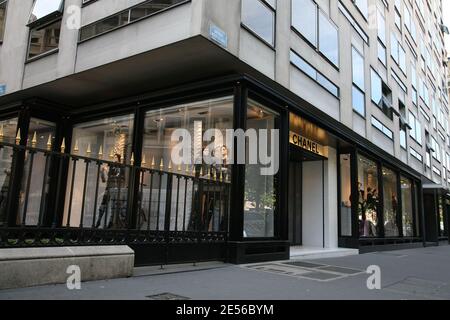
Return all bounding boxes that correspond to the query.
[1,245,450,300]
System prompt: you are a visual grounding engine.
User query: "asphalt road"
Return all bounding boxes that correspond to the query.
[1,245,450,300]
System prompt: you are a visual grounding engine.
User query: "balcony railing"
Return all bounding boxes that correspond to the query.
[0,139,231,250]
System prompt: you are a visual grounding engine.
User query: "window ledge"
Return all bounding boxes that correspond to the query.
[25,48,59,64]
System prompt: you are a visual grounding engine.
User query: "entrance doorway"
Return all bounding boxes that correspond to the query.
[288,147,326,247]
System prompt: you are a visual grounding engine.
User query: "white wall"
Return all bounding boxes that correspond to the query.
[301,148,338,249]
[302,161,324,248]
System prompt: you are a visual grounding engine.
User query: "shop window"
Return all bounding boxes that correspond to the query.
[339,154,352,236]
[242,0,275,46]
[143,97,233,232]
[63,114,135,228]
[244,100,279,238]
[0,0,7,43]
[27,0,64,59]
[17,118,56,226]
[0,117,18,226]
[357,155,380,238]
[382,167,400,237]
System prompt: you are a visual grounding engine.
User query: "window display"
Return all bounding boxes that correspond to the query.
[244,100,279,238]
[382,167,400,237]
[400,176,414,237]
[357,155,379,237]
[0,117,17,225]
[63,114,134,228]
[143,97,233,232]
[340,154,352,236]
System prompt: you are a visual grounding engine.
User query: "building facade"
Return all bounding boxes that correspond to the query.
[0,0,449,265]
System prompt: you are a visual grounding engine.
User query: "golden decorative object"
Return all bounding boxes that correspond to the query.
[131,153,135,165]
[98,145,103,158]
[73,140,79,154]
[177,164,182,172]
[151,156,156,168]
[60,138,66,153]
[186,164,190,174]
[109,148,114,159]
[15,129,21,145]
[160,158,164,170]
[86,143,92,155]
[31,132,37,148]
[142,154,147,166]
[0,125,4,140]
[46,134,52,151]
[168,161,173,171]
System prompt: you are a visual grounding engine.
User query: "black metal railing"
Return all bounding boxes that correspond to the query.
[0,140,231,252]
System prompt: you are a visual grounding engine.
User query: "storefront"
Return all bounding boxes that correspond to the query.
[0,76,431,265]
[338,149,424,251]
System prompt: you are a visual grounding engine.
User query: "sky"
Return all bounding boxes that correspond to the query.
[444,0,450,56]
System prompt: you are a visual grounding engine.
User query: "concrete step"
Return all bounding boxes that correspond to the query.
[290,247,359,260]
[0,246,134,290]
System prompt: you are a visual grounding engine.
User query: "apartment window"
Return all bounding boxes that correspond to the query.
[0,0,7,43]
[371,117,393,139]
[390,33,406,74]
[292,0,339,67]
[431,137,441,162]
[292,0,316,45]
[377,9,386,44]
[242,0,275,46]
[377,42,386,65]
[399,101,407,149]
[394,10,402,31]
[79,0,187,42]
[410,147,423,162]
[290,50,340,97]
[371,69,393,119]
[408,112,422,145]
[27,0,65,59]
[352,47,365,116]
[28,20,61,59]
[318,11,339,66]
[354,0,368,19]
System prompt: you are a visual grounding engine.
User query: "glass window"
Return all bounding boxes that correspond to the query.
[400,176,414,237]
[352,86,365,116]
[242,0,275,46]
[28,0,64,24]
[143,97,233,232]
[358,155,380,237]
[378,42,386,65]
[377,9,386,44]
[0,117,18,226]
[63,114,135,228]
[352,47,364,90]
[0,0,7,42]
[354,0,368,19]
[371,69,382,105]
[292,0,317,45]
[340,154,352,236]
[28,19,61,59]
[318,11,339,66]
[18,118,56,226]
[382,167,399,237]
[244,100,279,238]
